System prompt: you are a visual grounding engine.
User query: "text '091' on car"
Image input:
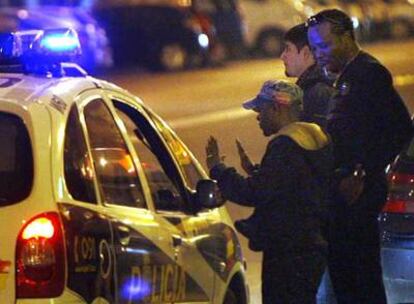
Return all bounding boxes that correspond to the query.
[0,28,249,304]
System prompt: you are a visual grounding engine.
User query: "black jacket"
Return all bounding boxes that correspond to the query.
[297,64,335,129]
[328,51,412,215]
[210,123,333,253]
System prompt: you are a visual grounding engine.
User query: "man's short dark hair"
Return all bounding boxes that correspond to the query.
[284,23,309,52]
[306,9,355,40]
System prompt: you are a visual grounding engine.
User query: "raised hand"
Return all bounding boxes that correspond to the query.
[236,139,255,175]
[206,136,222,170]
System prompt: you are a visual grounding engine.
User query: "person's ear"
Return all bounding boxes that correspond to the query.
[301,45,313,59]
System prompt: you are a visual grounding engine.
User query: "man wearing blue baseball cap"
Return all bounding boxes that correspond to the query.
[205,80,333,303]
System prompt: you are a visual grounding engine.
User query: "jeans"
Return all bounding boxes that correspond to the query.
[317,268,337,304]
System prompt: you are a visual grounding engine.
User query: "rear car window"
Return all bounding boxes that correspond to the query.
[0,112,33,206]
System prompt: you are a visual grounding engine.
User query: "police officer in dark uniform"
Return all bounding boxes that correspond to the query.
[281,23,335,129]
[307,9,413,304]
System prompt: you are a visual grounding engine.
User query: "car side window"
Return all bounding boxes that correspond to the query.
[147,110,204,190]
[64,106,97,203]
[113,101,187,212]
[83,99,146,208]
[0,112,33,206]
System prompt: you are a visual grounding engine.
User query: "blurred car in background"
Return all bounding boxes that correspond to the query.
[239,0,306,57]
[191,0,247,59]
[304,0,414,41]
[0,6,113,72]
[381,0,414,40]
[380,129,414,304]
[301,0,370,41]
[94,4,211,71]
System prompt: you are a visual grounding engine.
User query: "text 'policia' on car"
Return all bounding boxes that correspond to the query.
[0,28,249,304]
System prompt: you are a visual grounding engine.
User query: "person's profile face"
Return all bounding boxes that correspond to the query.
[280,41,306,77]
[307,22,345,73]
[255,102,279,137]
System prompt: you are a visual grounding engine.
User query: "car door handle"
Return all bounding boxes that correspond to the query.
[172,235,182,247]
[117,225,131,246]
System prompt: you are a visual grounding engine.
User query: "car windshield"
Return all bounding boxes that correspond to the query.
[0,112,33,206]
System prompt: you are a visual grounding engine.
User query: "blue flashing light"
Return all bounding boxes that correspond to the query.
[40,34,80,53]
[33,29,81,57]
[0,28,84,77]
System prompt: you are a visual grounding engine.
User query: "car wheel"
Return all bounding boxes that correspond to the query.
[209,41,227,65]
[390,19,412,40]
[159,43,188,72]
[257,31,283,57]
[223,288,238,304]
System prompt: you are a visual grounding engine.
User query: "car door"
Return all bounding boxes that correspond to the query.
[146,108,242,302]
[60,101,116,303]
[80,94,187,303]
[110,96,220,303]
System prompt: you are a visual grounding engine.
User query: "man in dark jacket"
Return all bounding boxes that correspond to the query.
[205,80,333,304]
[281,23,337,303]
[307,9,413,304]
[281,23,335,128]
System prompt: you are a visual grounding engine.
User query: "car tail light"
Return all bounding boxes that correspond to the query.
[383,173,414,213]
[16,212,66,298]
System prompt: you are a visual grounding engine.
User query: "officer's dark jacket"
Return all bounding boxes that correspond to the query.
[210,122,332,253]
[327,51,412,217]
[328,51,412,178]
[297,64,335,129]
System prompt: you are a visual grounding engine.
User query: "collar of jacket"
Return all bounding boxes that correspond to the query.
[274,122,330,151]
[296,63,320,87]
[334,49,363,87]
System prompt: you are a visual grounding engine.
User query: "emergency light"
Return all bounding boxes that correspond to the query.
[0,28,84,77]
[0,33,22,59]
[32,28,81,56]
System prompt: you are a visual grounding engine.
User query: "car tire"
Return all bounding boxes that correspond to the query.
[257,30,283,57]
[223,288,238,304]
[390,19,412,40]
[209,41,228,66]
[158,43,188,72]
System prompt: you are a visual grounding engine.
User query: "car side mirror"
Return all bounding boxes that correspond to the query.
[195,179,225,209]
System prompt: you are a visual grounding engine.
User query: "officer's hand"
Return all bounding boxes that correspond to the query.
[338,164,365,205]
[206,136,224,170]
[236,139,255,175]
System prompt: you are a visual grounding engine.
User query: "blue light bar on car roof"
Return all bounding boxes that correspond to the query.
[31,28,81,57]
[0,33,22,60]
[0,28,81,62]
[0,28,83,76]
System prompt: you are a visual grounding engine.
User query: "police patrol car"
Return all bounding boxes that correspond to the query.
[0,29,249,304]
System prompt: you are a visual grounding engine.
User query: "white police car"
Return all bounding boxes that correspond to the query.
[0,29,249,304]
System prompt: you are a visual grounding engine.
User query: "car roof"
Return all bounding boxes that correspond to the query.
[0,73,128,109]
